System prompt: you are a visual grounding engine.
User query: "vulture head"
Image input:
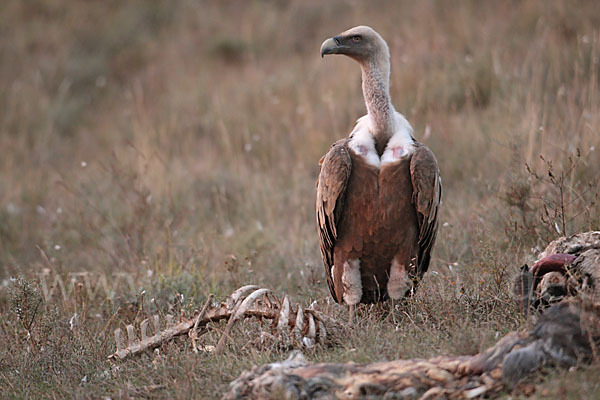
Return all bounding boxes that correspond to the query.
[320,25,390,65]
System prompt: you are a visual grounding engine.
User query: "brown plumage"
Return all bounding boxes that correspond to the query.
[316,26,441,307]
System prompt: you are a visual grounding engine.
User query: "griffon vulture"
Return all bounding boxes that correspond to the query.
[316,26,442,319]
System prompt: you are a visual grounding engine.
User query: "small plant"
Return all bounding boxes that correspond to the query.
[526,149,599,240]
[9,276,44,353]
[503,148,599,247]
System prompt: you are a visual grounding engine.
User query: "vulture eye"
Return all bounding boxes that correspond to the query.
[352,36,361,43]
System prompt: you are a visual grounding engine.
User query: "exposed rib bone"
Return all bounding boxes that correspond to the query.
[233,288,272,320]
[228,285,260,307]
[294,305,304,341]
[277,296,290,332]
[306,314,316,339]
[216,289,255,354]
[190,294,215,353]
[140,319,150,342]
[126,325,137,347]
[109,286,340,360]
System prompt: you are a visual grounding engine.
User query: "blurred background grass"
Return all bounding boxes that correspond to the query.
[0,0,599,398]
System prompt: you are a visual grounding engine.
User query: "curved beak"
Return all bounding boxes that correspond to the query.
[320,36,343,57]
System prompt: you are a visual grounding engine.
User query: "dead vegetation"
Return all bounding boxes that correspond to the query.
[224,299,600,399]
[1,0,599,398]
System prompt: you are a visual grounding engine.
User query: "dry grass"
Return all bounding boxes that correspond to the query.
[0,0,599,398]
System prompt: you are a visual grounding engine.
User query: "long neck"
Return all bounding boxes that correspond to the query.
[360,57,393,152]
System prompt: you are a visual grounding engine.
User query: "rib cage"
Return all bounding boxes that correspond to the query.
[109,286,340,360]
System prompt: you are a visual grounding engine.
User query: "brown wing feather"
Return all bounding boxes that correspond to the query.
[409,143,442,279]
[316,139,352,301]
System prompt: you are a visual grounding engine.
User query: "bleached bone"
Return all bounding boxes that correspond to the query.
[109,286,340,360]
[301,314,317,348]
[217,288,275,353]
[140,319,151,341]
[294,305,304,341]
[233,288,272,320]
[111,316,200,360]
[277,296,290,331]
[216,288,269,353]
[190,294,214,353]
[306,313,316,339]
[228,285,260,308]
[126,325,137,347]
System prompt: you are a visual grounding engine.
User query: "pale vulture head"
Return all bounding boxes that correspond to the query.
[320,26,390,65]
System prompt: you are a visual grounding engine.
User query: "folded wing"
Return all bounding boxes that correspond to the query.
[410,143,442,281]
[316,139,352,302]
